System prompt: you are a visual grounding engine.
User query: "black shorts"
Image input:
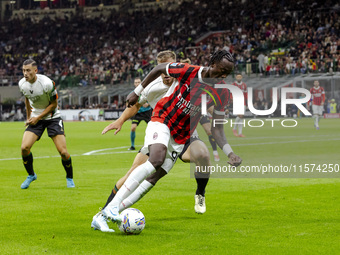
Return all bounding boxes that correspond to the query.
[178,136,201,161]
[132,109,152,125]
[25,117,65,140]
[199,115,210,125]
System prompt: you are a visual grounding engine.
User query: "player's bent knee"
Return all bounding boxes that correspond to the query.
[148,157,165,169]
[21,144,31,154]
[193,147,210,163]
[59,150,69,159]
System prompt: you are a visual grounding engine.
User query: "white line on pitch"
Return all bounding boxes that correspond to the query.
[1,137,339,161]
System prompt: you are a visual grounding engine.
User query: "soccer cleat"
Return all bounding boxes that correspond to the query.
[232,129,238,137]
[128,146,135,151]
[21,174,37,189]
[91,212,115,232]
[238,134,246,137]
[66,178,75,188]
[316,127,320,130]
[213,151,220,162]
[194,194,206,214]
[102,205,122,222]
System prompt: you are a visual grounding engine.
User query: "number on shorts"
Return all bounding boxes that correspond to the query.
[59,119,64,132]
[171,151,178,162]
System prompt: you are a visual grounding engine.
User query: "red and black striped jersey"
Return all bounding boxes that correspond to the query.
[310,86,325,106]
[151,63,230,144]
[231,81,247,106]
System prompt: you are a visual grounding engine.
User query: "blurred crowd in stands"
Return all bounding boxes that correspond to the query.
[0,0,339,87]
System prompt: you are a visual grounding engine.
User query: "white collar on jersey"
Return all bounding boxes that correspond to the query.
[198,67,215,86]
[198,67,204,83]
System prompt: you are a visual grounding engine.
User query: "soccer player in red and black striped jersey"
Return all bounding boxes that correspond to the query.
[232,73,247,137]
[308,80,325,130]
[102,50,242,221]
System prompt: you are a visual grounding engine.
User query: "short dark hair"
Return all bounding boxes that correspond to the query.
[208,50,234,66]
[23,59,37,67]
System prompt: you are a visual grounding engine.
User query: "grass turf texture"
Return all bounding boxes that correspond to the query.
[0,119,339,254]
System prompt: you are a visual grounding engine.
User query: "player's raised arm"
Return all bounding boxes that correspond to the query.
[126,63,169,107]
[102,103,142,135]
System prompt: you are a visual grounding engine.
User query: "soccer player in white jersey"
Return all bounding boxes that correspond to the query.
[91,51,215,232]
[19,59,75,189]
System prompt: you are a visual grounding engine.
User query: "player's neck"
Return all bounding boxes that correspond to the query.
[28,75,37,84]
[201,67,210,79]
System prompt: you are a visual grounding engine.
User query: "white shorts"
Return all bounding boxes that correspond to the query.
[312,105,323,116]
[140,121,184,173]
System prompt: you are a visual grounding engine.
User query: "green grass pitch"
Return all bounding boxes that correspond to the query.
[0,118,339,254]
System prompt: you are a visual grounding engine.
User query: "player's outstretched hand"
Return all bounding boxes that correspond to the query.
[102,121,123,135]
[227,152,242,167]
[126,92,138,108]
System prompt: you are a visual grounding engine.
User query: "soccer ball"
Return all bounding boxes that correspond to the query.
[118,208,145,235]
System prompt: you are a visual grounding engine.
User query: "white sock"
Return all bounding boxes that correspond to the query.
[119,180,154,212]
[316,115,319,126]
[314,115,318,127]
[234,117,240,130]
[238,119,243,135]
[107,160,155,209]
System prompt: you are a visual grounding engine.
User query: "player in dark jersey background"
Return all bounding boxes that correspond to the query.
[102,50,242,221]
[129,77,152,150]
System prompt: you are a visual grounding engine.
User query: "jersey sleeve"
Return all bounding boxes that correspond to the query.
[206,85,229,116]
[138,90,148,105]
[18,78,25,94]
[166,62,188,79]
[214,88,230,115]
[45,79,58,101]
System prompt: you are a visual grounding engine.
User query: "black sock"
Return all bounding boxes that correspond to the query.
[22,152,34,176]
[103,185,119,209]
[208,135,218,151]
[195,172,210,196]
[62,157,73,179]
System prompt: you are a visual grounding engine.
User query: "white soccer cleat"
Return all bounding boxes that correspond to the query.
[102,206,122,222]
[194,194,206,214]
[91,212,115,232]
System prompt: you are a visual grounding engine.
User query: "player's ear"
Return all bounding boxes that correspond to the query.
[34,68,38,74]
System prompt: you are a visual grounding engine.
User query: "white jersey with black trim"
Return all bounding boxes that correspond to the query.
[19,74,60,120]
[138,76,179,109]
